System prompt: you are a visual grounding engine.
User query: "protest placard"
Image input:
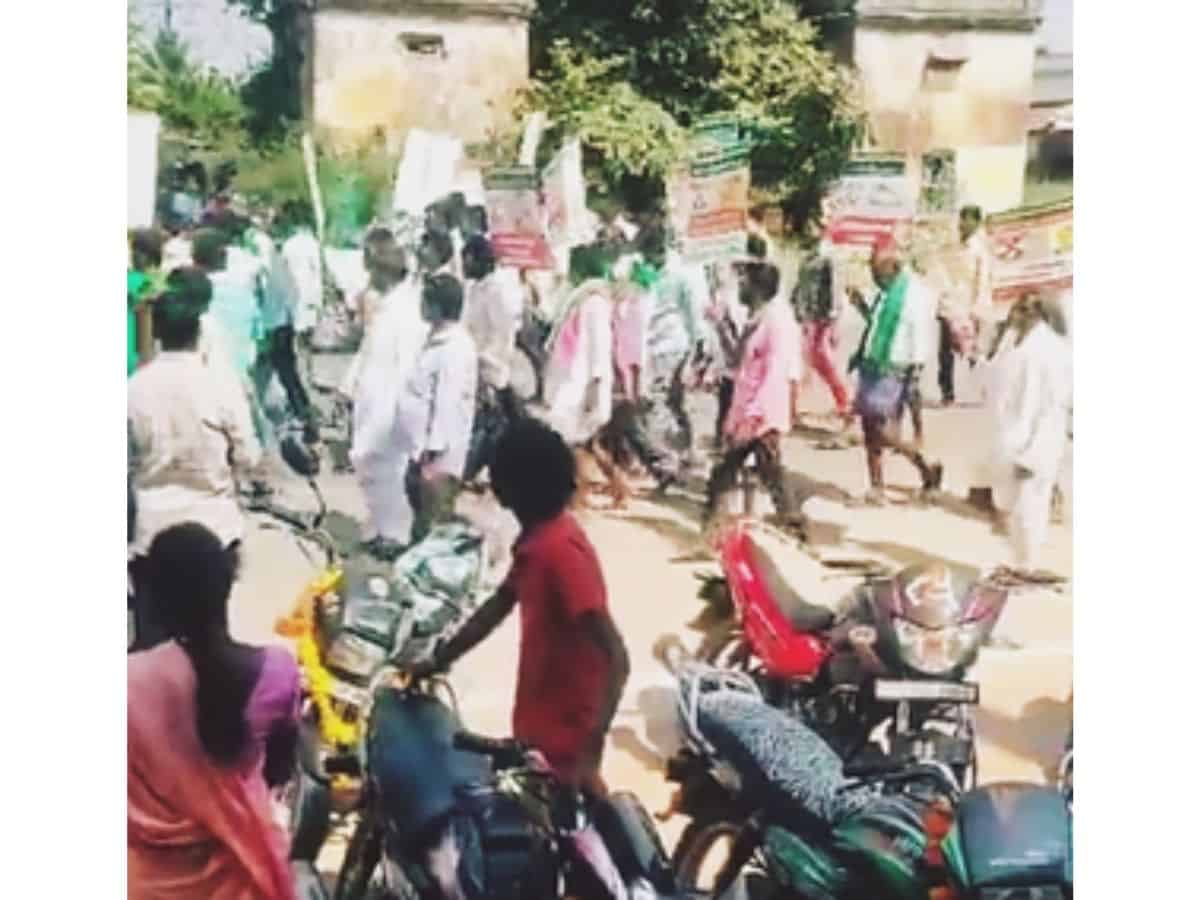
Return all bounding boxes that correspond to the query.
[542,138,589,252]
[484,167,556,270]
[825,154,916,247]
[127,112,160,229]
[393,129,463,215]
[986,199,1073,302]
[676,119,752,263]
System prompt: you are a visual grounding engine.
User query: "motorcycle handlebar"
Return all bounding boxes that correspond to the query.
[452,730,529,769]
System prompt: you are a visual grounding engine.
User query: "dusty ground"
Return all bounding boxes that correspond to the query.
[231,334,1072,880]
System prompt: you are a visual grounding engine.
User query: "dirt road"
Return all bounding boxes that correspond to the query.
[230,350,1072,875]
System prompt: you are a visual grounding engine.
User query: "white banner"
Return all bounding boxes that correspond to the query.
[392,129,463,215]
[542,138,589,251]
[127,112,160,229]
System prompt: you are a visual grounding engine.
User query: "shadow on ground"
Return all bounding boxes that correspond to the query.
[975,695,1073,780]
[611,685,686,776]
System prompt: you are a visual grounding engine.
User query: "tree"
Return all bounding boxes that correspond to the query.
[127,17,247,152]
[226,0,309,142]
[528,0,863,232]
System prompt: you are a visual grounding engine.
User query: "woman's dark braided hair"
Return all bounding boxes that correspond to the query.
[146,523,260,766]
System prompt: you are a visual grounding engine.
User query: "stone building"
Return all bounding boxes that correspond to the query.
[305,0,535,151]
[853,0,1044,213]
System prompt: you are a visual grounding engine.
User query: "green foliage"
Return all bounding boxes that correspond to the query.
[127,20,248,153]
[516,42,688,209]
[231,137,396,244]
[527,0,864,232]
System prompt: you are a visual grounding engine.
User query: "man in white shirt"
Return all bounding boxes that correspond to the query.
[936,204,994,404]
[461,235,525,483]
[397,274,479,544]
[281,207,323,340]
[128,278,263,649]
[849,236,944,505]
[248,210,315,440]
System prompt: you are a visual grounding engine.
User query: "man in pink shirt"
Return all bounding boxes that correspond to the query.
[702,259,805,534]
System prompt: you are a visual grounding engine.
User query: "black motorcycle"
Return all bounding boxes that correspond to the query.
[661,647,1071,900]
[824,564,1007,791]
[334,677,697,900]
[255,436,489,863]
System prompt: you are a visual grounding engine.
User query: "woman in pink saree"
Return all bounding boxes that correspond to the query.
[128,523,300,899]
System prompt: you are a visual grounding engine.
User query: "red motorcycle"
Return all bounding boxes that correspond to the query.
[697,517,1003,789]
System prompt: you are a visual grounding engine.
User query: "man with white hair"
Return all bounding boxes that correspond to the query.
[986,290,1072,576]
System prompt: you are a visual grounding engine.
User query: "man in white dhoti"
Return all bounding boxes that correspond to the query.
[987,291,1072,576]
[350,242,428,560]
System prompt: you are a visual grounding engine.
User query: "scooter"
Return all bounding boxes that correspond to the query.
[696,519,1005,789]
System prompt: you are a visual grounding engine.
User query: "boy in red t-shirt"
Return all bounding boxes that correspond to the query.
[414,419,630,793]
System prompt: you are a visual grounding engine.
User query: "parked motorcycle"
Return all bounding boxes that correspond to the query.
[262,435,490,863]
[696,519,1003,789]
[658,644,1072,900]
[334,671,700,900]
[659,643,961,900]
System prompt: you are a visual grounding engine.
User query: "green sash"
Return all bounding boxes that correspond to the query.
[863,269,909,376]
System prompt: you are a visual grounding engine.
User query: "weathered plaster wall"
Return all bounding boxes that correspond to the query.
[311,5,530,151]
[854,22,1038,212]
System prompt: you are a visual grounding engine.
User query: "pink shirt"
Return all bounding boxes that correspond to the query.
[725,300,793,444]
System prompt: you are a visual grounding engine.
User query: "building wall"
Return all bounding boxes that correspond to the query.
[311,4,531,151]
[854,4,1040,213]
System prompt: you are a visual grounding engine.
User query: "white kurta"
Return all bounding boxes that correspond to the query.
[282,229,323,334]
[545,286,614,445]
[987,321,1072,568]
[395,323,479,478]
[464,270,524,390]
[351,280,429,542]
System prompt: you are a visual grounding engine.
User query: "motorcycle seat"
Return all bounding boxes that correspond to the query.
[746,538,836,634]
[695,690,872,827]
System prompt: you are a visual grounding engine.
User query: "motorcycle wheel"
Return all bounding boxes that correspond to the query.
[673,819,771,899]
[333,815,385,900]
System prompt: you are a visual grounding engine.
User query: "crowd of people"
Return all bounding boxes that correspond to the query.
[126,181,1072,897]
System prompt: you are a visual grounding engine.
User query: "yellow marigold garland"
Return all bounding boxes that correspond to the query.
[278,566,360,748]
[298,627,362,747]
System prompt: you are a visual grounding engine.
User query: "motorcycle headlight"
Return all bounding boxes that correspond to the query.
[325,633,388,680]
[894,619,986,677]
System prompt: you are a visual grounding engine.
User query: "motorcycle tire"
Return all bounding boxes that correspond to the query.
[672,818,767,900]
[287,766,333,862]
[333,815,385,900]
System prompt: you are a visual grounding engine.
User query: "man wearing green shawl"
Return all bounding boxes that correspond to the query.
[128,230,165,375]
[849,236,943,505]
